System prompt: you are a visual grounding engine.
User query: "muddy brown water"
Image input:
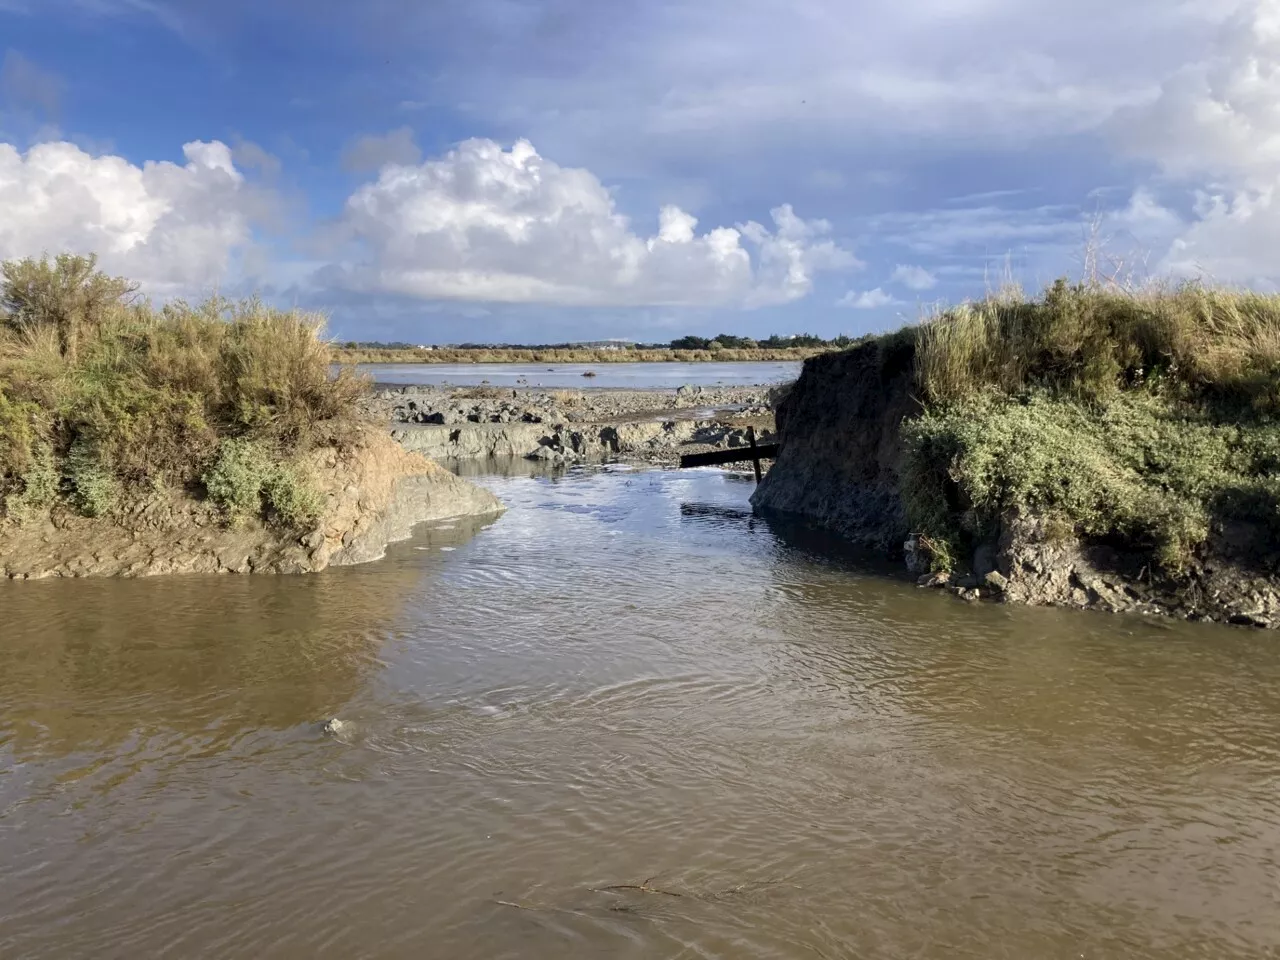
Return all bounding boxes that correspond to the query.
[2,461,1279,959]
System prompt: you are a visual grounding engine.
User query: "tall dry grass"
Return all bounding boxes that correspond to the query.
[913,279,1280,410]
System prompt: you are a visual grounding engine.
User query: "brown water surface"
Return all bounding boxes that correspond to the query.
[2,462,1278,959]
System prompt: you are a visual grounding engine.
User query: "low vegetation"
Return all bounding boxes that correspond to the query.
[868,279,1280,575]
[0,254,366,529]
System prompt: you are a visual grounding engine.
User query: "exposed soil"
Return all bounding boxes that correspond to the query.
[0,430,503,580]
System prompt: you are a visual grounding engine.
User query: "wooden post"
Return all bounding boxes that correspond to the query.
[748,426,762,483]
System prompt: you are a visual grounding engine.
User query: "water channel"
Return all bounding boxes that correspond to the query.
[2,460,1277,958]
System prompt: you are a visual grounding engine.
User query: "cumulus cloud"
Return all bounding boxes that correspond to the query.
[0,138,269,294]
[837,287,900,309]
[324,137,860,307]
[1099,0,1280,285]
[340,126,422,173]
[890,263,937,289]
[1110,1,1280,185]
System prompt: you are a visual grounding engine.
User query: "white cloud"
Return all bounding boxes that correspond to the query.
[325,137,860,307]
[340,126,422,173]
[0,139,270,294]
[890,263,937,289]
[1102,0,1280,285]
[231,138,281,178]
[837,287,901,309]
[1110,1,1280,185]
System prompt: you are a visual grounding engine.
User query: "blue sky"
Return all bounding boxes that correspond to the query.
[1,0,1278,343]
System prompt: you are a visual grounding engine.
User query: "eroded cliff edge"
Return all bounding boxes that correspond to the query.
[751,324,1280,629]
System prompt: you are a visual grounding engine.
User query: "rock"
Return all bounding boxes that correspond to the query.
[983,570,1009,593]
[904,536,929,575]
[322,718,348,736]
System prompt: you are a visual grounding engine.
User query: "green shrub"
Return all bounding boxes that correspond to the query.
[902,390,1280,574]
[263,464,323,529]
[64,439,119,518]
[3,442,59,519]
[0,388,41,485]
[202,439,322,530]
[202,439,275,525]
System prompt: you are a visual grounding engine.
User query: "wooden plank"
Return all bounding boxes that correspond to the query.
[748,426,763,483]
[678,443,779,469]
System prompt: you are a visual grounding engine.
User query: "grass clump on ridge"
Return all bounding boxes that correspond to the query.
[0,253,367,529]
[888,278,1280,575]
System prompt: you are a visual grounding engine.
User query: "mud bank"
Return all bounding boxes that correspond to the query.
[374,385,779,466]
[752,343,1280,629]
[1,431,503,579]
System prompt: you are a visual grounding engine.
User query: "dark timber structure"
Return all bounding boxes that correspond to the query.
[678,426,778,482]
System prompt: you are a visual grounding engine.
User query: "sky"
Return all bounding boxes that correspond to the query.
[1,0,1278,344]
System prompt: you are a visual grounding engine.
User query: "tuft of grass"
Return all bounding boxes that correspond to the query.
[452,386,506,400]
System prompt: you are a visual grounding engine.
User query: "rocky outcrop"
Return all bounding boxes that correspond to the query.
[394,418,775,466]
[0,430,503,579]
[385,381,779,468]
[751,340,1280,628]
[365,384,773,428]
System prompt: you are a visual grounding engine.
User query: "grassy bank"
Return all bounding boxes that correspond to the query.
[333,345,829,364]
[864,279,1280,574]
[0,255,367,530]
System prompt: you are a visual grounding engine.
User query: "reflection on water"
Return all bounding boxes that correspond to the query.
[2,465,1278,959]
